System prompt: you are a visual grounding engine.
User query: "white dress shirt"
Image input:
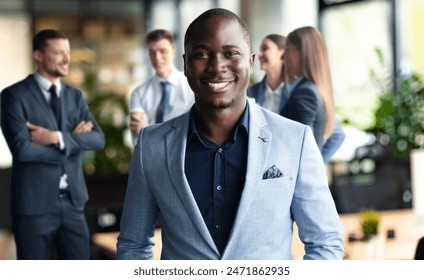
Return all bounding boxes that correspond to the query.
[129,67,194,125]
[263,81,284,114]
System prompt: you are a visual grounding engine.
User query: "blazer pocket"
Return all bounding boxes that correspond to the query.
[260,175,293,189]
[255,176,295,207]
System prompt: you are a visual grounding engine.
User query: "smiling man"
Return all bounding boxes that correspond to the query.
[128,29,194,145]
[117,8,344,260]
[1,29,105,259]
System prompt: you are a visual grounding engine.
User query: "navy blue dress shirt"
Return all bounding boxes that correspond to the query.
[185,106,249,254]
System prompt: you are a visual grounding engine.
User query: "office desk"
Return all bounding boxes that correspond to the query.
[292,208,424,259]
[340,209,424,260]
[92,209,424,260]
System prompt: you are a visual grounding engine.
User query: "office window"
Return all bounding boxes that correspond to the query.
[322,1,392,130]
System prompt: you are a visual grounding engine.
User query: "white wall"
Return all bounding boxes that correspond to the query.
[245,0,318,81]
[0,13,32,168]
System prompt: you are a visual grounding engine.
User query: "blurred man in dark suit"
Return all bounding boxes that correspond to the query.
[1,29,105,259]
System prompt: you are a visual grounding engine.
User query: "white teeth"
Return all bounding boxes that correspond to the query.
[208,82,229,90]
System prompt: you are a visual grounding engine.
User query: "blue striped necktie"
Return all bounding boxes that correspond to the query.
[155,81,170,123]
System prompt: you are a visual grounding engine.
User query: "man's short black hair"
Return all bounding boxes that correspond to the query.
[146,29,175,45]
[33,29,68,52]
[184,8,251,52]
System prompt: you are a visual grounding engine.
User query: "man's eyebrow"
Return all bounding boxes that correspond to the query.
[149,47,167,51]
[190,44,208,50]
[190,44,241,50]
[222,44,241,49]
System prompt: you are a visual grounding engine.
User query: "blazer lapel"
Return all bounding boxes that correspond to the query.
[256,78,267,106]
[26,75,59,130]
[223,99,272,256]
[165,113,220,255]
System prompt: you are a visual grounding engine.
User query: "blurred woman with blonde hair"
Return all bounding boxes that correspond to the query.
[282,26,338,152]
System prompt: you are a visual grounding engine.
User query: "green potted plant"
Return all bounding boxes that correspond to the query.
[367,48,424,217]
[359,209,380,238]
[82,72,132,175]
[367,48,424,158]
[359,209,385,259]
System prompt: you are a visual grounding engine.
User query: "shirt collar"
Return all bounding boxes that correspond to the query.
[187,103,250,146]
[154,66,179,87]
[34,72,62,96]
[265,81,284,95]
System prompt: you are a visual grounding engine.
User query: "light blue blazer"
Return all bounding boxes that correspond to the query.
[117,98,344,260]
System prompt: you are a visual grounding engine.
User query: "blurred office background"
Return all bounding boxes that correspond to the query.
[0,0,423,259]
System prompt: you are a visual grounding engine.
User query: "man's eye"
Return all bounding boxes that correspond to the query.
[194,51,209,58]
[225,51,239,57]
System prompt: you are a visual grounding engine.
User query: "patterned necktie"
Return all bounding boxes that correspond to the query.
[49,84,61,128]
[155,81,170,123]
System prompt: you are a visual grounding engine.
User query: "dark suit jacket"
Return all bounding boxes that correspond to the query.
[280,77,326,150]
[1,74,105,216]
[247,77,287,113]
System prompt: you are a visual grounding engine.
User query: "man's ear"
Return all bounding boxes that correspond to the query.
[182,54,187,77]
[250,52,256,72]
[33,50,42,63]
[172,44,177,57]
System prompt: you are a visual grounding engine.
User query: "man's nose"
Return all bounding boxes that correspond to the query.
[63,54,70,63]
[207,54,227,73]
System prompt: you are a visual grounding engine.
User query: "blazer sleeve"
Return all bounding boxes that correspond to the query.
[291,126,344,259]
[321,119,345,163]
[1,87,65,164]
[116,129,160,260]
[62,90,105,156]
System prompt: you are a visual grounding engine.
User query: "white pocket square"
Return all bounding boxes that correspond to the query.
[262,165,283,180]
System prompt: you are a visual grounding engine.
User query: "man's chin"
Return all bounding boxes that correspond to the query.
[155,68,167,78]
[55,70,68,78]
[208,100,233,110]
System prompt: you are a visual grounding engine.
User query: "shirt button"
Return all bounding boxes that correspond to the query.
[218,148,222,153]
[216,185,222,191]
[215,224,221,229]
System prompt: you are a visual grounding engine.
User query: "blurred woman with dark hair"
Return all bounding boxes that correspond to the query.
[247,34,287,114]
